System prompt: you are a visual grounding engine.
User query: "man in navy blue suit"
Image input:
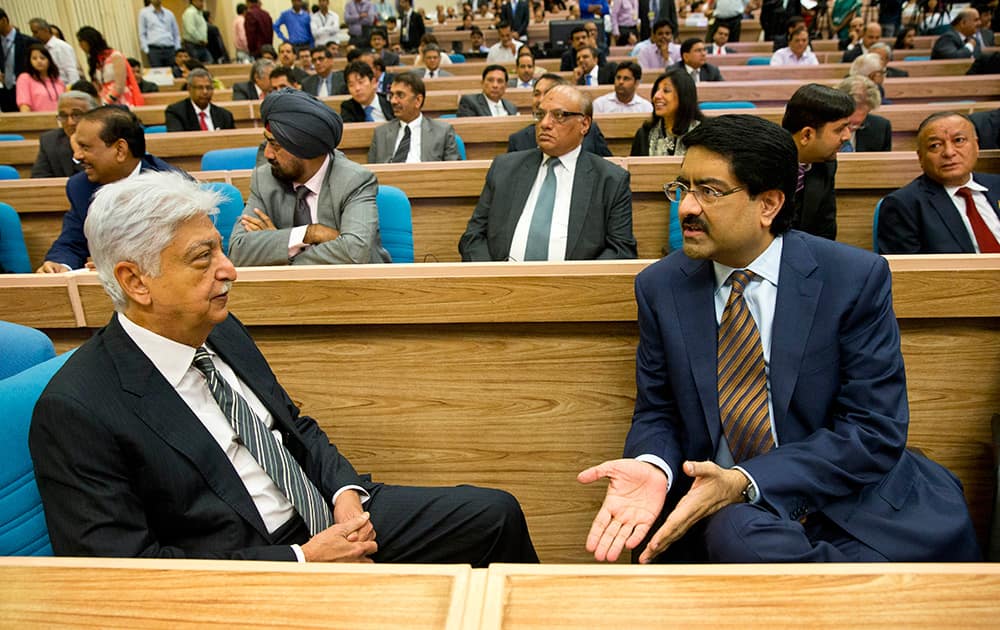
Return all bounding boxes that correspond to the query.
[878,112,1000,254]
[36,106,181,273]
[579,114,979,563]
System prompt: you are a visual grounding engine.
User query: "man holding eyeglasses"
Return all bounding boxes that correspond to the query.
[230,89,390,266]
[781,83,855,241]
[579,114,979,563]
[31,90,97,178]
[459,85,636,261]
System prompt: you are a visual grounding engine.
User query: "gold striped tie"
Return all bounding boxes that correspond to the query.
[717,270,773,463]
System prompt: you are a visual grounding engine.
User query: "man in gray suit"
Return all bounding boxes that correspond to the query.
[459,85,637,261]
[368,72,460,163]
[232,59,275,101]
[457,64,519,117]
[31,90,97,178]
[229,89,390,266]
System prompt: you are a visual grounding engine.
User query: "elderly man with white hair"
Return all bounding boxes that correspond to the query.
[835,75,892,152]
[869,41,909,77]
[849,52,892,103]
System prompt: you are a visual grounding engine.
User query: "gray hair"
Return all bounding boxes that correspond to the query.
[59,90,99,109]
[850,53,884,78]
[84,171,221,311]
[836,75,881,110]
[869,41,893,60]
[28,17,50,30]
[252,58,275,80]
[187,67,213,83]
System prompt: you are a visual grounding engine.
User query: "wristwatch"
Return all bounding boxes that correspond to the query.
[741,480,758,503]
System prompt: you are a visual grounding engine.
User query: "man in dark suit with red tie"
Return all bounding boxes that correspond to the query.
[165,69,236,132]
[878,112,1000,254]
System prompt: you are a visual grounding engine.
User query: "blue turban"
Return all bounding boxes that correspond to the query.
[260,88,343,159]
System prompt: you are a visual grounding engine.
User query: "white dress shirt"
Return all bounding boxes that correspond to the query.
[394,115,424,163]
[45,36,80,85]
[637,235,784,497]
[192,101,216,131]
[945,176,1000,252]
[592,90,653,114]
[486,96,509,116]
[486,40,523,63]
[508,145,582,262]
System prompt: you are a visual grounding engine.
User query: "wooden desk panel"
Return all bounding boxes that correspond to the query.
[0,274,77,328]
[0,557,476,630]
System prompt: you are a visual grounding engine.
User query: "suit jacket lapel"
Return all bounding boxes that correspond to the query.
[921,175,975,250]
[975,174,1000,221]
[565,153,595,256]
[769,232,822,429]
[420,117,434,161]
[675,256,724,447]
[503,150,543,252]
[103,315,271,539]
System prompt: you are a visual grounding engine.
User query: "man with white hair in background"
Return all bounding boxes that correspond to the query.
[835,75,892,152]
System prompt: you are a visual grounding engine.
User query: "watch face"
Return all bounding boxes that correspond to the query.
[743,482,758,503]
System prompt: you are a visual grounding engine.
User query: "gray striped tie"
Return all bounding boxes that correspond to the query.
[192,347,333,536]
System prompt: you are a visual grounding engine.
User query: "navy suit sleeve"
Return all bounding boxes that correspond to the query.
[743,254,909,520]
[164,103,188,132]
[876,191,924,254]
[585,122,613,157]
[44,179,91,268]
[458,157,500,261]
[931,30,974,58]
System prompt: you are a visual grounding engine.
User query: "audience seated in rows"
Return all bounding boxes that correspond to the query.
[508,73,612,156]
[340,60,393,122]
[31,90,98,179]
[841,21,882,63]
[592,60,652,114]
[301,46,346,97]
[575,45,616,85]
[232,58,275,100]
[509,48,537,88]
[165,68,235,132]
[458,64,518,116]
[835,75,892,152]
[771,25,819,65]
[630,67,703,157]
[368,72,459,163]
[674,37,723,83]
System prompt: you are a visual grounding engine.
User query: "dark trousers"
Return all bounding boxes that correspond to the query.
[185,41,212,63]
[147,45,176,69]
[0,87,16,113]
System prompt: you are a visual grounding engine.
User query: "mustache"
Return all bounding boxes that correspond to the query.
[218,281,233,296]
[682,216,708,233]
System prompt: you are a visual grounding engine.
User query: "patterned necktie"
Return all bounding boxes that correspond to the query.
[717,270,773,463]
[795,163,808,194]
[192,348,333,536]
[391,124,411,163]
[956,187,1000,253]
[524,157,560,261]
[293,185,311,227]
[364,105,374,121]
[198,111,208,131]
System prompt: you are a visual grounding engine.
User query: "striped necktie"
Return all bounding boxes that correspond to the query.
[192,348,333,535]
[717,270,773,463]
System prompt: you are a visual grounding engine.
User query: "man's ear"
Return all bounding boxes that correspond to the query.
[758,189,785,229]
[114,261,152,306]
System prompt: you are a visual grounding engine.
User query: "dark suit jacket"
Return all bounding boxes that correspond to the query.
[560,47,609,71]
[0,29,38,110]
[854,113,892,152]
[44,155,181,269]
[457,93,518,117]
[970,108,1000,150]
[576,62,618,86]
[378,50,401,67]
[399,9,426,52]
[627,231,979,561]
[340,93,395,122]
[30,314,371,560]
[507,122,612,156]
[672,61,723,82]
[164,99,236,132]
[793,160,838,240]
[458,148,637,261]
[232,81,262,101]
[301,71,347,97]
[877,172,1000,253]
[31,128,81,179]
[502,0,530,36]
[931,28,981,59]
[841,45,865,63]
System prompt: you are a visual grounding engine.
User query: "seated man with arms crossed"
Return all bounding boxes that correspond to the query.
[229,89,390,266]
[878,112,1000,253]
[579,114,979,563]
[460,85,637,261]
[30,169,539,565]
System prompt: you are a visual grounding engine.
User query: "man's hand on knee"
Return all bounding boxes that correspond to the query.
[301,512,378,562]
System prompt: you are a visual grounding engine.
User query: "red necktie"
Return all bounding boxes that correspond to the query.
[198,111,208,131]
[956,187,1000,253]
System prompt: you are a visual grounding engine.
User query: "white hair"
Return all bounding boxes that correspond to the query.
[84,171,221,311]
[850,53,884,79]
[836,74,881,110]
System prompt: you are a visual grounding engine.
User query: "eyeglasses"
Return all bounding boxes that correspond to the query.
[532,108,585,124]
[56,110,86,123]
[663,181,745,205]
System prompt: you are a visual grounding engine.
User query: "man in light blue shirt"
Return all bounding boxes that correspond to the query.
[138,0,181,68]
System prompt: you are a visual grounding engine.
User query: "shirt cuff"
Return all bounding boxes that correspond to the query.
[288,225,309,258]
[332,485,371,506]
[291,544,305,562]
[635,454,673,492]
[732,465,760,504]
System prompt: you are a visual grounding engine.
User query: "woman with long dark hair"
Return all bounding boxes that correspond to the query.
[630,68,704,157]
[16,43,64,111]
[76,26,144,107]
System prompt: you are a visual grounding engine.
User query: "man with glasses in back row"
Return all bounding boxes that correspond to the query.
[31,90,98,178]
[579,114,979,563]
[459,85,636,262]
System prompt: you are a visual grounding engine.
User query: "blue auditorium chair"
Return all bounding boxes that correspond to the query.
[376,185,414,263]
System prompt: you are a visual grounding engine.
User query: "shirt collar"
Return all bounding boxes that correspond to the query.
[118,312,203,389]
[943,174,986,196]
[712,234,783,291]
[545,143,582,171]
[404,114,423,131]
[297,153,331,197]
[191,101,211,116]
